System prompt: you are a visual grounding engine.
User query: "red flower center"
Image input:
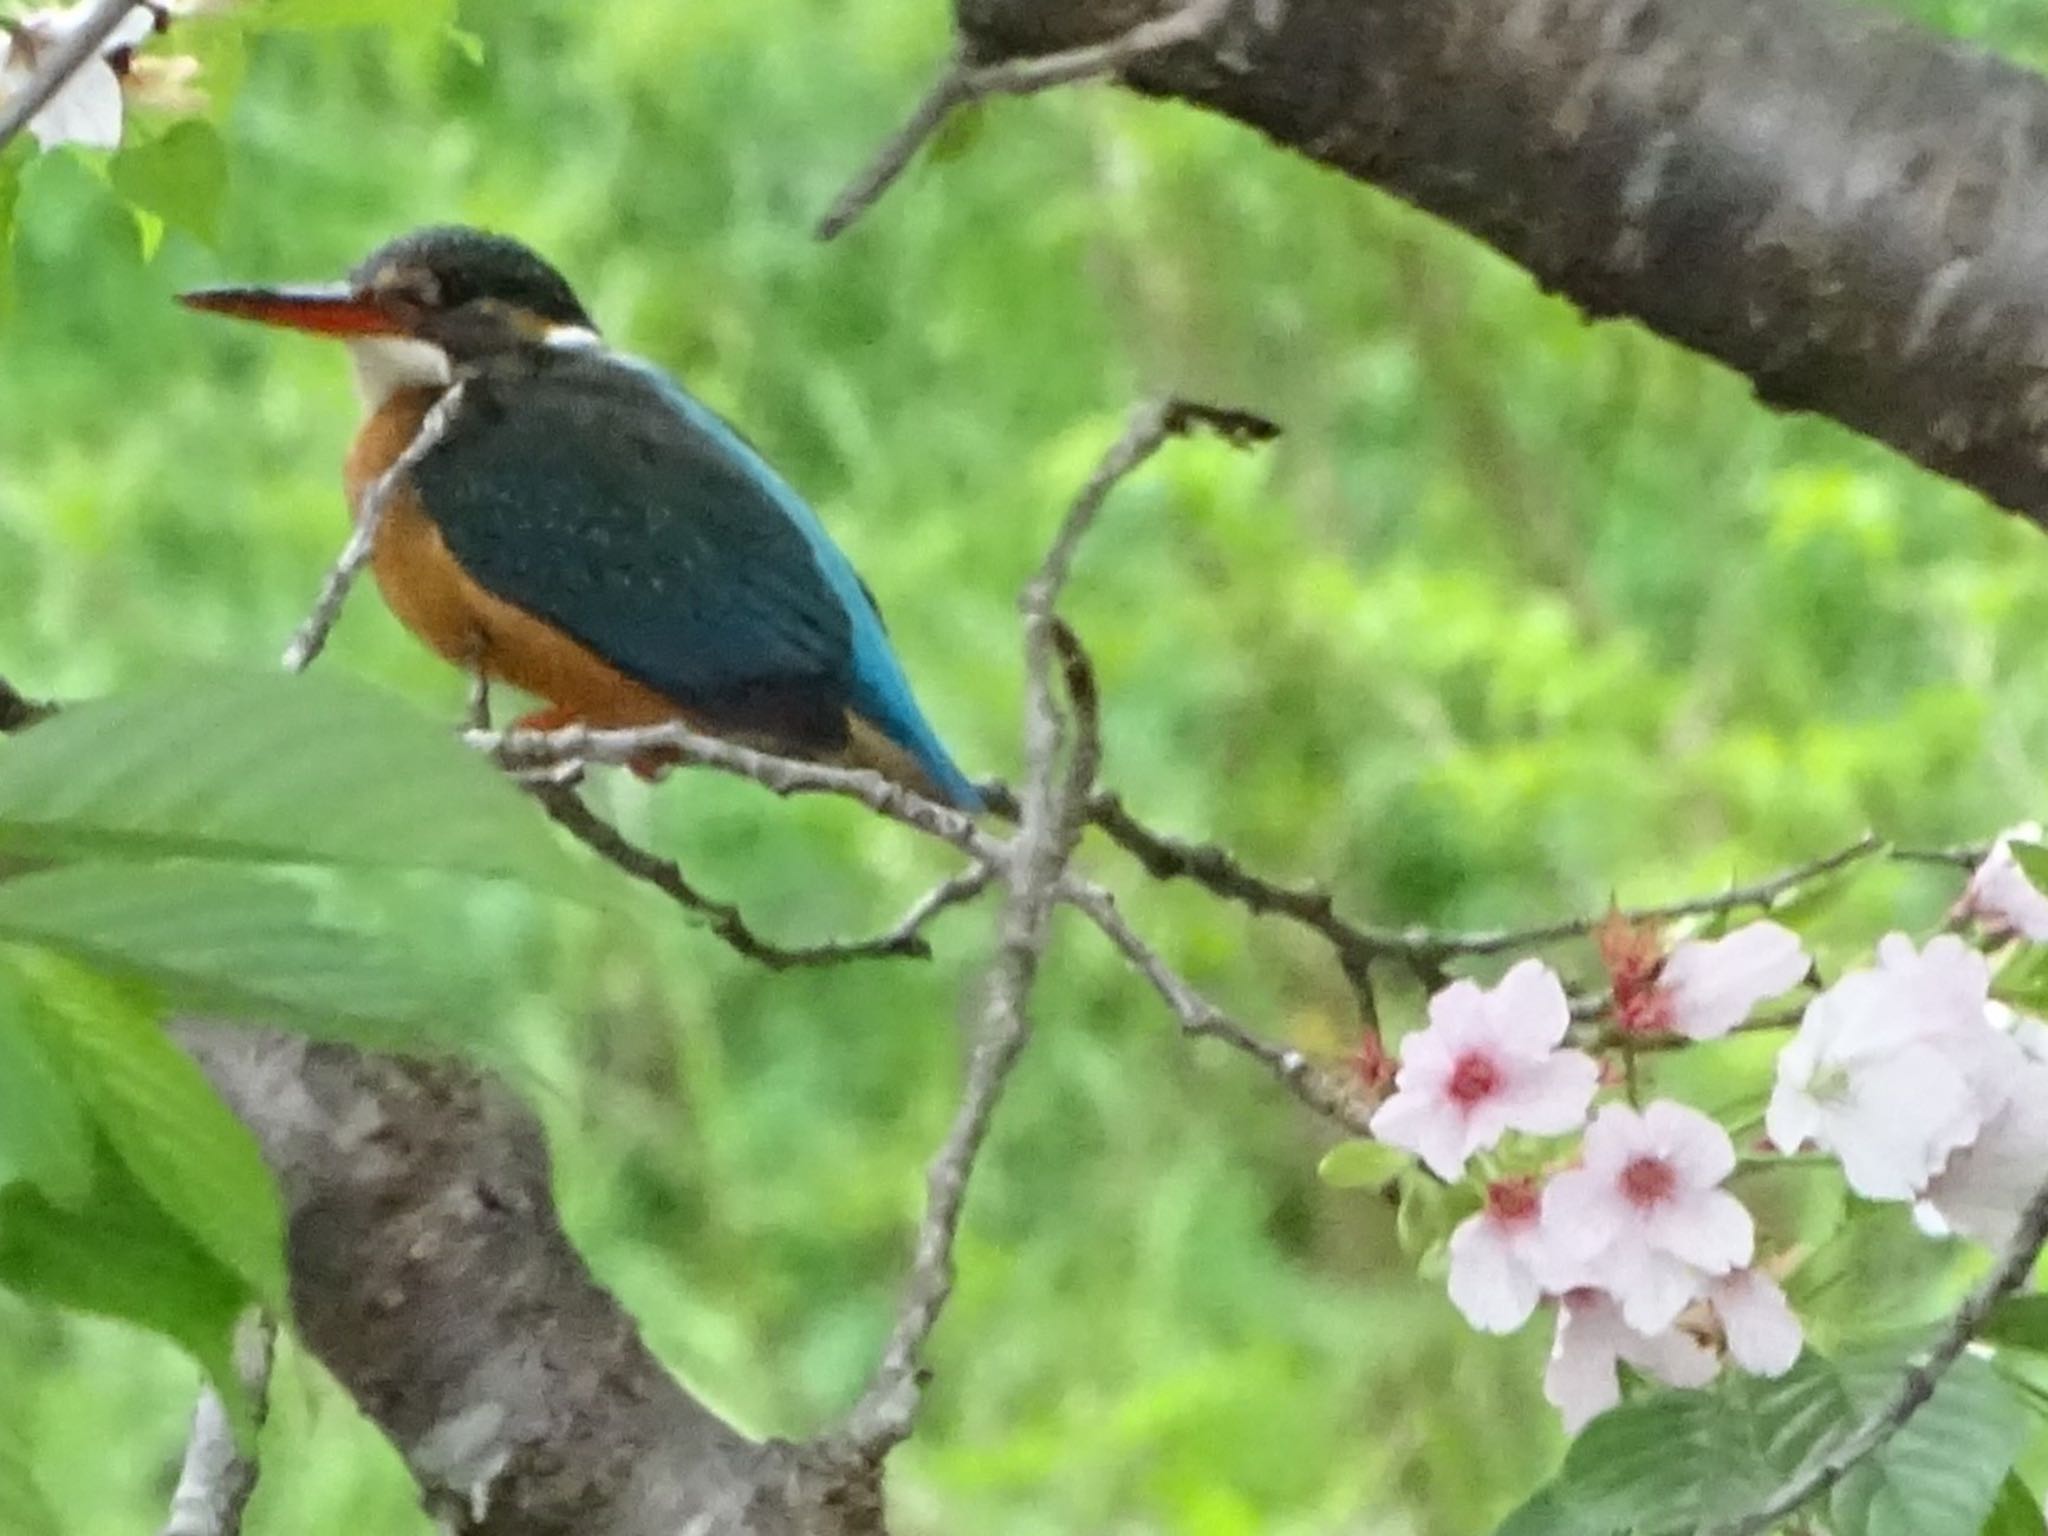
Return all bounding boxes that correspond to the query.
[1447,1051,1502,1107]
[1486,1177,1540,1225]
[1620,1154,1677,1209]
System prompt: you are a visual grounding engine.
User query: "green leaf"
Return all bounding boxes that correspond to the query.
[20,963,284,1308]
[0,1414,57,1536]
[2010,842,2048,895]
[0,672,578,890]
[1982,1295,2048,1355]
[1827,1349,2028,1536]
[1317,1139,1413,1190]
[111,122,226,246]
[1394,1169,1451,1261]
[0,1140,252,1425]
[1492,1485,1620,1536]
[0,974,91,1206]
[0,863,476,1045]
[1531,1343,2027,1535]
[1979,1473,2041,1535]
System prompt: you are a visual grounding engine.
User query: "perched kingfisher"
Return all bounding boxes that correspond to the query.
[179,226,982,809]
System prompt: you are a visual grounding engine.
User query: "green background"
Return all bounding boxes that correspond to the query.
[6,0,2048,1530]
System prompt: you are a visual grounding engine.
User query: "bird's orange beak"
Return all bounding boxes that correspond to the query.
[177,283,401,338]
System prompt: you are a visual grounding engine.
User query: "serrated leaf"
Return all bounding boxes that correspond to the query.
[1317,1139,1413,1190]
[1827,1348,2027,1536]
[21,963,284,1308]
[0,863,477,1044]
[0,1413,57,1536]
[0,1141,252,1428]
[0,672,579,891]
[0,972,91,1206]
[1534,1342,2028,1535]
[112,121,226,245]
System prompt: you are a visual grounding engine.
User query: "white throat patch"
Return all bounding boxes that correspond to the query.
[346,336,453,411]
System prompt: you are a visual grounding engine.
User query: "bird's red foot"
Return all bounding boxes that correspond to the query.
[514,705,580,734]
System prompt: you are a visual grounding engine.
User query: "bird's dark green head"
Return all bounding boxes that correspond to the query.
[178,225,596,359]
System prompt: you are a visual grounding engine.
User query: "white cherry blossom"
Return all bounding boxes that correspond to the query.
[1766,945,1989,1199]
[1446,1178,1554,1334]
[1544,1289,1719,1433]
[0,3,157,149]
[1961,823,2048,941]
[1368,960,1599,1180]
[1657,921,1810,1041]
[1542,1100,1753,1333]
[1708,1268,1803,1376]
[1919,1054,2048,1249]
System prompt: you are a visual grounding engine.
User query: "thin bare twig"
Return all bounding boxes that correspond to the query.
[0,0,140,150]
[841,401,1192,1456]
[158,1313,274,1536]
[1709,1173,2048,1536]
[817,0,1239,239]
[1065,801,1888,966]
[283,383,465,674]
[537,782,994,967]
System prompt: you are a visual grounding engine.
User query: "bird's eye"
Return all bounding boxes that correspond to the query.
[377,267,442,311]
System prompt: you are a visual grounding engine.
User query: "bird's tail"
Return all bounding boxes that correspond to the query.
[845,715,983,812]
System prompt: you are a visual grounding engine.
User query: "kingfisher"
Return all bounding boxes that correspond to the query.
[179,226,983,810]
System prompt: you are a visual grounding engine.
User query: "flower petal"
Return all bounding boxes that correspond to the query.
[1497,1049,1599,1137]
[1643,1099,1737,1187]
[1541,1168,1626,1263]
[1663,921,1809,1041]
[1369,1089,1471,1182]
[1647,1188,1754,1275]
[1711,1269,1803,1377]
[1490,958,1573,1055]
[1447,1213,1542,1333]
[1545,1297,1625,1433]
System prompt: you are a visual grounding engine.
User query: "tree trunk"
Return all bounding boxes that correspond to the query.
[961,0,2048,529]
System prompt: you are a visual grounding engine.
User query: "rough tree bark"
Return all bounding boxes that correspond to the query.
[958,0,2048,530]
[176,1023,882,1536]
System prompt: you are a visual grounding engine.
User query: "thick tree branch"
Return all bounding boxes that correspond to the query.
[951,0,2048,530]
[175,1023,882,1536]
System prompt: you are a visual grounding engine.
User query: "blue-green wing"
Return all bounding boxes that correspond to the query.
[407,346,980,808]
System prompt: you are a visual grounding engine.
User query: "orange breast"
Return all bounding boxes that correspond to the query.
[342,388,683,729]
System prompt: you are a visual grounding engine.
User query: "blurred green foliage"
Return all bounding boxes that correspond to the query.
[9,0,2048,1531]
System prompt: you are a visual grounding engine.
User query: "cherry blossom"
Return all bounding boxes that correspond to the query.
[0,3,156,149]
[1601,915,1808,1039]
[1543,1289,1719,1433]
[1765,941,1991,1199]
[1542,1100,1753,1333]
[1368,960,1599,1180]
[1708,1268,1803,1376]
[1447,1178,1555,1334]
[1960,823,2048,941]
[1919,1054,2048,1249]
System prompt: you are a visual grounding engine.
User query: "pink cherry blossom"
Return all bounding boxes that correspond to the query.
[1657,921,1809,1041]
[1766,943,1991,1199]
[1542,1100,1753,1333]
[1447,1178,1555,1333]
[1708,1268,1803,1376]
[1368,960,1599,1180]
[1961,823,2048,941]
[1544,1289,1719,1433]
